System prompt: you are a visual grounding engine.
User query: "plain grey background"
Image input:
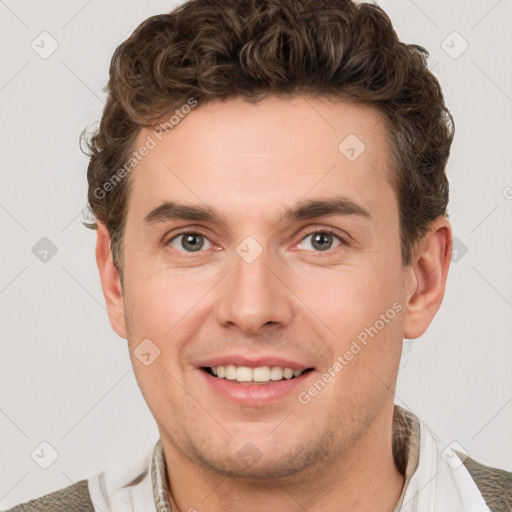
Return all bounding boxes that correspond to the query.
[1,0,511,508]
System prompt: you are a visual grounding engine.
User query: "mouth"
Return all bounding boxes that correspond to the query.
[201,365,315,385]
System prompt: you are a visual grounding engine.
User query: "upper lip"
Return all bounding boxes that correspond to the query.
[197,355,313,371]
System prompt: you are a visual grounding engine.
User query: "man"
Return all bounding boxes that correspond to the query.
[7,0,511,511]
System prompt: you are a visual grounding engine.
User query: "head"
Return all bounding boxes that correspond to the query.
[87,0,453,481]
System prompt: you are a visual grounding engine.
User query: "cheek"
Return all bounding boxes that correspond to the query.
[296,258,404,373]
[130,356,185,426]
[123,263,213,335]
[122,265,217,391]
[293,261,398,326]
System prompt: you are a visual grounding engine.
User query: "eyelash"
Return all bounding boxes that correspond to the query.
[165,228,350,255]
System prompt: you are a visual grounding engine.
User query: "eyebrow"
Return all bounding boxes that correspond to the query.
[142,196,372,228]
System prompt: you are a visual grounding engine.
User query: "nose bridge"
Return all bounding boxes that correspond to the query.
[215,237,293,333]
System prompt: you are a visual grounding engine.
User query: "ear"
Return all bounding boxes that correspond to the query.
[96,222,127,339]
[402,217,452,340]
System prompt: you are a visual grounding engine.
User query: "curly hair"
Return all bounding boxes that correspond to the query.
[81,0,454,280]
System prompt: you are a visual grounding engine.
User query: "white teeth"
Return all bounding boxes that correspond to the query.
[209,365,304,383]
[225,364,237,380]
[270,366,284,381]
[283,368,294,379]
[235,366,253,382]
[253,366,270,382]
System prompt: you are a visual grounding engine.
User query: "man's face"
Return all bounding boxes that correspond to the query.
[114,96,414,479]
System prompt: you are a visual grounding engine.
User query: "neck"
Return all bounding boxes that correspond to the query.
[162,406,405,512]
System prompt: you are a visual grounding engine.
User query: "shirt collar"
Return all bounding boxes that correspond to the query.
[392,404,422,511]
[151,437,172,512]
[391,405,490,512]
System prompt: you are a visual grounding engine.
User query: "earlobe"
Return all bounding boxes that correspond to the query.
[95,222,128,339]
[402,217,452,340]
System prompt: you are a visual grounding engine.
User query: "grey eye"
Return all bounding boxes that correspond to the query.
[169,233,212,252]
[298,232,343,252]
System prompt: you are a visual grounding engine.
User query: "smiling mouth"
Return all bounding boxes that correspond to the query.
[201,365,314,385]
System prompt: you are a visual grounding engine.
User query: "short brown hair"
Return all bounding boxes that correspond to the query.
[82,0,454,279]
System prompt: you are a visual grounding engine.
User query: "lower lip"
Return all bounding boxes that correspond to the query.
[199,369,315,406]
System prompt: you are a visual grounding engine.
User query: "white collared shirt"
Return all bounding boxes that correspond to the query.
[87,405,490,512]
[392,406,490,512]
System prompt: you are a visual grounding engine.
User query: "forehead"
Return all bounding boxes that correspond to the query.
[127,96,396,230]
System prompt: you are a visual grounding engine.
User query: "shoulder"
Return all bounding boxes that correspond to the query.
[3,479,94,512]
[461,454,512,512]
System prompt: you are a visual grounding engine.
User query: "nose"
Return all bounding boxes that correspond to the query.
[215,243,294,335]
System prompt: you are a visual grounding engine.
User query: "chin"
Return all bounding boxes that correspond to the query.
[187,433,335,481]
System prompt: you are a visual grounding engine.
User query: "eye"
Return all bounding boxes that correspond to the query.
[297,230,347,252]
[167,232,213,253]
